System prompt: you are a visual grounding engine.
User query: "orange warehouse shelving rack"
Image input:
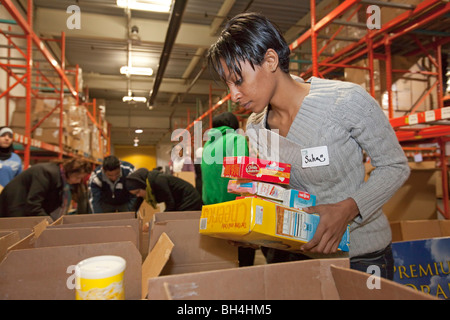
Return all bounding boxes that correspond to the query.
[0,0,110,168]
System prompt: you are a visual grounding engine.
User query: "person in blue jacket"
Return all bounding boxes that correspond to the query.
[0,126,22,188]
[88,155,136,213]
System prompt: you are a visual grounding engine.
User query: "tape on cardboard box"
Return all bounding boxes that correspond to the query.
[199,197,349,252]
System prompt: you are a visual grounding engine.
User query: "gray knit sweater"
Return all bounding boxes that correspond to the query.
[246,77,410,257]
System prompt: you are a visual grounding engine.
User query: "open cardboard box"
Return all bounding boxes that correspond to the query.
[147,258,435,300]
[0,216,52,240]
[390,219,450,242]
[390,219,450,300]
[0,211,175,300]
[148,211,238,276]
[49,212,141,253]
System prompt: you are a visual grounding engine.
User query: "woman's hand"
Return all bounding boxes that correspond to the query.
[301,198,359,254]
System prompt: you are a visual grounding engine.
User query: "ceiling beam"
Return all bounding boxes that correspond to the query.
[83,73,213,95]
[34,7,218,48]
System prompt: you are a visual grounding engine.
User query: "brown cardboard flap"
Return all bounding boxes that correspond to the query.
[60,212,135,224]
[439,220,450,236]
[142,232,174,299]
[0,241,141,300]
[35,226,138,248]
[153,211,201,223]
[0,231,20,262]
[137,201,160,225]
[32,219,49,238]
[0,216,52,229]
[147,258,349,300]
[330,265,437,300]
[49,218,140,250]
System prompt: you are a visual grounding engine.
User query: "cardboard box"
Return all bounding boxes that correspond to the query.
[149,212,238,275]
[0,231,20,262]
[330,264,436,300]
[33,127,61,145]
[381,166,437,221]
[222,156,291,185]
[50,213,140,252]
[173,171,196,187]
[148,258,349,300]
[147,257,435,300]
[200,197,349,252]
[0,212,175,300]
[0,216,52,240]
[0,241,142,300]
[390,220,450,300]
[390,219,450,242]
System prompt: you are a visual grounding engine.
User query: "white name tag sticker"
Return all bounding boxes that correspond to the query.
[301,146,330,168]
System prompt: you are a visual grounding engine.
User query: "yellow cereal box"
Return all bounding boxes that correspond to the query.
[199,197,349,252]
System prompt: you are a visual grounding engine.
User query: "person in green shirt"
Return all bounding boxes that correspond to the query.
[201,111,254,266]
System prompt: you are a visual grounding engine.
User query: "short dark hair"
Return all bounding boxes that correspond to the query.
[207,12,290,83]
[212,112,239,130]
[102,155,120,171]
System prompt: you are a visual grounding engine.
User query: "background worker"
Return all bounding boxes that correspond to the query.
[0,126,22,188]
[0,158,91,220]
[126,167,202,212]
[201,112,254,267]
[88,155,136,213]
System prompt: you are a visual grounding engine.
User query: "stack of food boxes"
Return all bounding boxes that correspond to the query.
[199,156,349,252]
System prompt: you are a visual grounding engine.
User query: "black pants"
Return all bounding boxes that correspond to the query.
[350,244,394,280]
[261,244,394,280]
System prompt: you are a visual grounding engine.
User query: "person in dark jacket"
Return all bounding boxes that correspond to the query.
[0,158,91,221]
[125,167,202,212]
[88,155,136,213]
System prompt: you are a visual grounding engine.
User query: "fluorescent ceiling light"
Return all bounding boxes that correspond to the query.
[120,66,153,76]
[117,0,172,13]
[135,129,143,134]
[123,96,147,103]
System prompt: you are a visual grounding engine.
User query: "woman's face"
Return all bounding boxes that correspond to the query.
[0,132,13,149]
[220,56,274,114]
[129,189,146,198]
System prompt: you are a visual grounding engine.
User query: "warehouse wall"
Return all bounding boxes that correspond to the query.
[114,145,157,170]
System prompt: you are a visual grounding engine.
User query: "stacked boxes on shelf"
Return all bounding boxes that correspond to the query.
[11,94,107,160]
[199,156,350,252]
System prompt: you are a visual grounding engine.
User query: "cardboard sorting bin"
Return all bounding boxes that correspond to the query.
[390,219,450,300]
[148,211,238,276]
[0,212,173,300]
[147,258,436,300]
[0,240,142,300]
[49,212,140,251]
[0,216,52,240]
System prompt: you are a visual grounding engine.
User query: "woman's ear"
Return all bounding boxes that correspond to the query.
[264,48,279,73]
